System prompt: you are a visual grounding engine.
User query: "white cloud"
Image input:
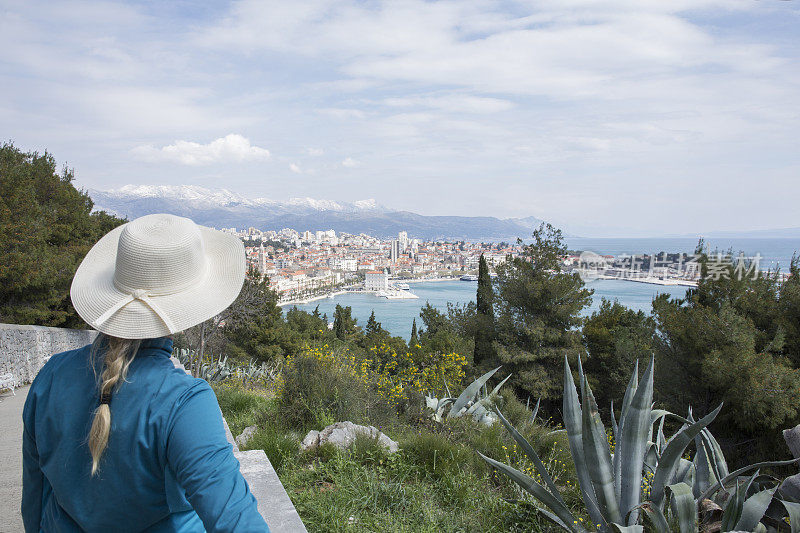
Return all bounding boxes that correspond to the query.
[306,147,324,156]
[132,134,270,166]
[289,163,302,173]
[342,157,360,168]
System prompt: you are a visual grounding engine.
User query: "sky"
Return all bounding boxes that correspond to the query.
[1,0,799,237]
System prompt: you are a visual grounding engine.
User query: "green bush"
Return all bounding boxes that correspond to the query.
[278,353,397,430]
[242,426,299,475]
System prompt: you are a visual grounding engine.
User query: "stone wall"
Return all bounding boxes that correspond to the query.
[0,323,97,385]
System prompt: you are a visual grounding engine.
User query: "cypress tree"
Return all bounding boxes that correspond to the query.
[366,309,381,336]
[410,318,419,346]
[473,254,496,366]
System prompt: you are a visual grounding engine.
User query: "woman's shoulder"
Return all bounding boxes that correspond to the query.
[30,343,92,389]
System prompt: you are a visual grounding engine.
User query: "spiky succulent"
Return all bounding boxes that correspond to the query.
[479,355,800,532]
[425,366,511,426]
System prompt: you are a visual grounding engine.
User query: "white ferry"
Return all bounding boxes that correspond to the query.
[395,282,411,290]
[460,274,479,281]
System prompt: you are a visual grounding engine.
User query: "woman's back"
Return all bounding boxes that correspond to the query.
[22,337,268,532]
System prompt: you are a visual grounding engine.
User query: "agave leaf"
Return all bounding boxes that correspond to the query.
[615,361,639,498]
[563,356,605,529]
[701,428,729,479]
[720,478,742,532]
[644,443,659,474]
[618,356,654,523]
[610,401,618,444]
[610,524,643,533]
[448,367,500,418]
[581,374,623,525]
[632,502,670,533]
[666,482,696,533]
[477,452,584,532]
[650,404,723,508]
[488,372,512,398]
[782,500,800,533]
[656,416,667,453]
[693,432,714,499]
[495,407,566,506]
[533,504,572,531]
[721,470,759,532]
[674,459,695,488]
[531,397,541,425]
[650,409,673,426]
[699,458,800,502]
[734,486,777,532]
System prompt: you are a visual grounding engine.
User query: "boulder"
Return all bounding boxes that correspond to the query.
[235,425,258,449]
[300,421,398,453]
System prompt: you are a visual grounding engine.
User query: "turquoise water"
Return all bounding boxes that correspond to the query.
[288,279,688,340]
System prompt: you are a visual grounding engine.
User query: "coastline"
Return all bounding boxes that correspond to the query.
[278,290,349,307]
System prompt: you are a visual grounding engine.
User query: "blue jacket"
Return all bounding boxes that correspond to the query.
[21,337,270,532]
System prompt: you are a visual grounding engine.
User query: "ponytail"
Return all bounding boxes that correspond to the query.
[87,334,141,475]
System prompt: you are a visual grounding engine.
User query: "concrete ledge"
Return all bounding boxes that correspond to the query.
[235,450,307,533]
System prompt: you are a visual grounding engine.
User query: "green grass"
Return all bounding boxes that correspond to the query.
[213,384,586,532]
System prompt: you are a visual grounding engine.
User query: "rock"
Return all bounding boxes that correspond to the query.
[300,421,399,453]
[235,425,258,449]
[780,474,800,503]
[301,430,320,450]
[784,425,800,462]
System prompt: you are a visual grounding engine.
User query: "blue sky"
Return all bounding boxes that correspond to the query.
[1,0,798,236]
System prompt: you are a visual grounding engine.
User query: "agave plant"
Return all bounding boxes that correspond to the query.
[478,355,800,532]
[424,366,511,426]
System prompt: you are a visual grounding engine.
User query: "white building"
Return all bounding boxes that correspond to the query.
[390,239,400,263]
[398,231,408,252]
[365,270,389,291]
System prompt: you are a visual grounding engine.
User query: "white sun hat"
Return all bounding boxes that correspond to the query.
[70,213,246,340]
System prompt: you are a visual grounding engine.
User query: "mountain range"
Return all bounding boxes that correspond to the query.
[88,185,545,241]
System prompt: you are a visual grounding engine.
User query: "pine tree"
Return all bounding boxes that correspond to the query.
[494,223,592,405]
[473,254,496,366]
[0,142,124,326]
[410,318,419,346]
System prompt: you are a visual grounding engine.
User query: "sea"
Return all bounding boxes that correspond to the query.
[289,237,799,340]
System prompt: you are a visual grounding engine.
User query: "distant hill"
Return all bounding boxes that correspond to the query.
[88,185,546,241]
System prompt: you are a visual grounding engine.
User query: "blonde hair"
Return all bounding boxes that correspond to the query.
[88,334,141,476]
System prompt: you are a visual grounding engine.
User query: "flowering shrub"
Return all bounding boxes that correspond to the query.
[278,343,467,409]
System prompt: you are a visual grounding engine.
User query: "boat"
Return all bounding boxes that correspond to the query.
[395,282,411,290]
[460,274,479,281]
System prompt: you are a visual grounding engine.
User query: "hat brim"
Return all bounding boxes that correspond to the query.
[70,222,246,340]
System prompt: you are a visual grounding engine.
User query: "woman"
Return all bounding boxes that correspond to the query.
[21,214,270,532]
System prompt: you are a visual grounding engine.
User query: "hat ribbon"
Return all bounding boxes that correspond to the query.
[94,288,178,333]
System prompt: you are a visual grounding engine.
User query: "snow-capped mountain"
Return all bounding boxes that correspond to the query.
[97,185,385,214]
[88,185,544,241]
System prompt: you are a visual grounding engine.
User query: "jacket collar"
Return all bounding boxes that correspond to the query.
[138,336,174,355]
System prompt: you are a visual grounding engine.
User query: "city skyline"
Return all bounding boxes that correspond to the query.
[2,0,799,236]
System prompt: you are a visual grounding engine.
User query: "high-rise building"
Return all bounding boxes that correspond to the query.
[390,239,400,263]
[398,231,408,252]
